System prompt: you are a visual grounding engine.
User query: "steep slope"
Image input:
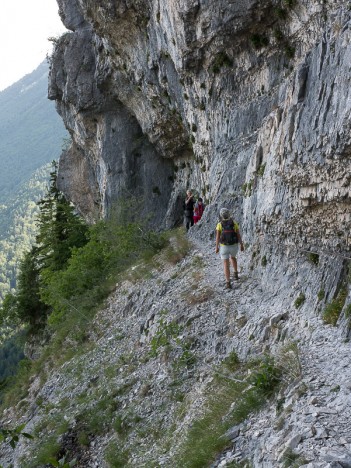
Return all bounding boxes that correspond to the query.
[0,237,350,466]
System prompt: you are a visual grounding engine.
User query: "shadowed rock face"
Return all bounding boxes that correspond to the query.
[49,0,350,253]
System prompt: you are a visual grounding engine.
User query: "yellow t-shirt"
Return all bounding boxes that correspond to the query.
[216,220,239,246]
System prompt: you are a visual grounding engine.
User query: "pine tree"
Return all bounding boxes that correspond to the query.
[36,161,88,273]
[16,247,49,327]
[0,162,88,331]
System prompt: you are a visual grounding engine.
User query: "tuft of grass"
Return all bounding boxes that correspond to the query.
[185,286,214,305]
[256,163,266,177]
[294,293,305,309]
[104,440,129,468]
[27,435,61,467]
[323,287,347,326]
[317,288,325,301]
[276,342,302,383]
[175,355,282,467]
[282,447,307,467]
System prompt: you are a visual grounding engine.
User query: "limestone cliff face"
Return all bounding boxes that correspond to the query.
[49,0,350,254]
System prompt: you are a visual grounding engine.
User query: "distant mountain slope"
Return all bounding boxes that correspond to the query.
[0,164,51,300]
[0,60,67,203]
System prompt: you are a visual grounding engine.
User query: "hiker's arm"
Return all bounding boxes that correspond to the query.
[215,230,220,253]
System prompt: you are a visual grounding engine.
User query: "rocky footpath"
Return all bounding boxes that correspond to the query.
[0,231,350,467]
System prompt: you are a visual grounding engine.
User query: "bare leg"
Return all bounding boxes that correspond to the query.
[223,259,231,282]
[230,256,238,272]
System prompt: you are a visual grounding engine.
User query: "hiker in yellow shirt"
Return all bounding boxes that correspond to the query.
[215,208,244,289]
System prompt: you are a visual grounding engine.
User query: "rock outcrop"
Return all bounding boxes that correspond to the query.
[49,0,350,252]
[1,0,349,466]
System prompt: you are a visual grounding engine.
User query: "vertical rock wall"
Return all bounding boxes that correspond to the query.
[49,0,350,318]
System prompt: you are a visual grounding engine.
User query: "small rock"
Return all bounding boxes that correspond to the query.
[286,433,302,449]
[225,425,241,440]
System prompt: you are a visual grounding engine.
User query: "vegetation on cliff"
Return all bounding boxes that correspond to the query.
[0,164,171,410]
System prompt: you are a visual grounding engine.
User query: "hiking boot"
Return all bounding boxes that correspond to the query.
[233,271,239,281]
[225,281,232,289]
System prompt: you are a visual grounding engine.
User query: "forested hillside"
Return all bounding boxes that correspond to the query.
[0,164,51,301]
[0,60,67,204]
[0,60,67,301]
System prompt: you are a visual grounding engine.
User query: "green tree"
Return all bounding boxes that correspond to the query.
[16,247,49,328]
[0,162,88,331]
[36,162,88,273]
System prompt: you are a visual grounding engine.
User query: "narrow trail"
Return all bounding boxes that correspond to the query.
[188,238,351,466]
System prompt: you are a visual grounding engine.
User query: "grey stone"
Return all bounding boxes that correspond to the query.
[225,425,241,441]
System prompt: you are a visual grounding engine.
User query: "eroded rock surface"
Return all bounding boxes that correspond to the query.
[49,0,350,248]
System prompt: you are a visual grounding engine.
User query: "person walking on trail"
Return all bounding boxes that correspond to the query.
[193,197,205,224]
[215,208,244,289]
[184,190,195,231]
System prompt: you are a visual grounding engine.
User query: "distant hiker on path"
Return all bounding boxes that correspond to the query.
[193,198,205,224]
[215,207,244,289]
[184,190,195,231]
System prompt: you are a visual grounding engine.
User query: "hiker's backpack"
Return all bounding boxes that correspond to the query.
[220,219,238,245]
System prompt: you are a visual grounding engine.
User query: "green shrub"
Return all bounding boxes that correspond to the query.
[152,186,161,195]
[274,29,284,41]
[323,287,347,326]
[274,7,287,19]
[32,435,61,466]
[294,293,305,309]
[211,52,233,73]
[250,356,282,396]
[41,200,165,327]
[261,255,267,267]
[0,423,33,449]
[284,0,295,7]
[222,351,240,372]
[308,252,319,265]
[150,316,181,358]
[250,34,269,49]
[284,45,295,59]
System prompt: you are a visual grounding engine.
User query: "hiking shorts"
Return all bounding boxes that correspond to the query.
[220,244,239,260]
